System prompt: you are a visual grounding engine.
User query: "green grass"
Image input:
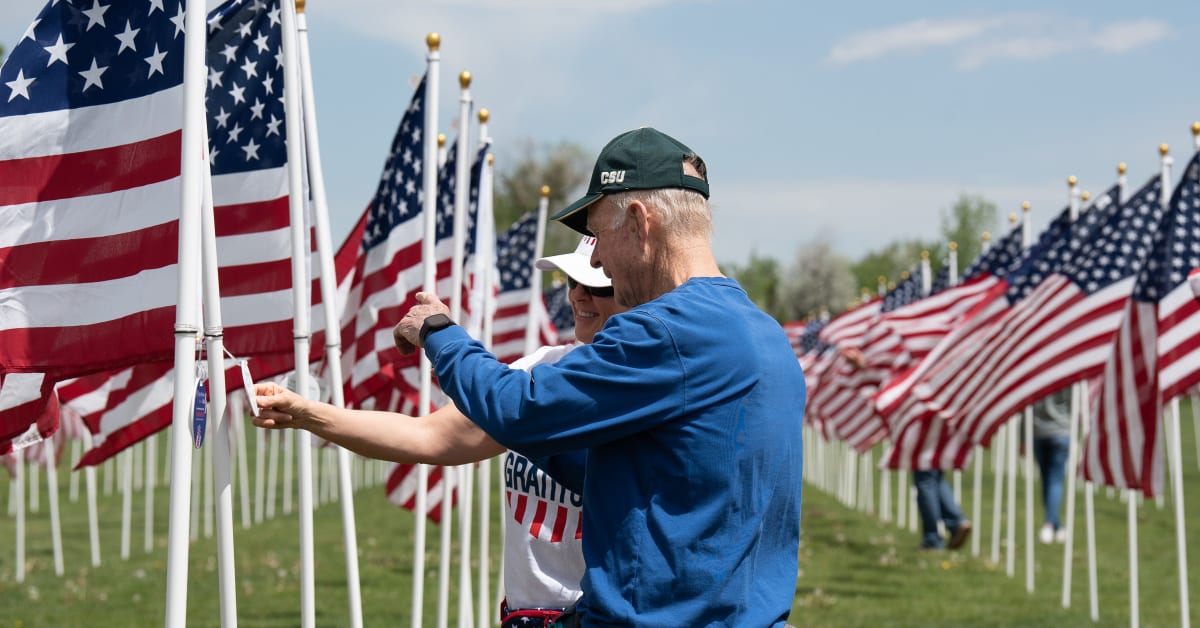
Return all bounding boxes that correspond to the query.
[1,402,1198,626]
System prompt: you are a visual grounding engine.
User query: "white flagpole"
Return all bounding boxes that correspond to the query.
[164,0,206,619]
[69,437,81,502]
[1165,397,1191,628]
[1062,180,1084,607]
[84,431,101,567]
[525,189,550,357]
[1162,139,1189,628]
[13,450,24,582]
[200,134,238,627]
[230,394,251,529]
[475,122,496,628]
[29,454,38,513]
[164,0,207,621]
[295,3,363,625]
[416,32,442,628]
[145,432,157,552]
[122,448,134,558]
[266,430,279,520]
[203,423,214,539]
[1082,387,1099,621]
[1020,201,1035,592]
[280,0,317,623]
[42,440,64,575]
[452,70,476,628]
[990,418,1005,565]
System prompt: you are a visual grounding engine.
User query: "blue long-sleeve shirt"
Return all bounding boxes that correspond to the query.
[426,277,805,626]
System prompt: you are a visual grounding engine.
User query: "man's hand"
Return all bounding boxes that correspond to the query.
[394,292,452,355]
[253,382,313,430]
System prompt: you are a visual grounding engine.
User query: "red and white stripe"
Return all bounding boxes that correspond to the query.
[506,490,583,543]
[879,274,1135,470]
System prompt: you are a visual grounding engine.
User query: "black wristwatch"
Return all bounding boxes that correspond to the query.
[418,313,456,346]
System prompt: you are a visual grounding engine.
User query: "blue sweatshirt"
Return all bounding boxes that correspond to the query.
[425,277,805,627]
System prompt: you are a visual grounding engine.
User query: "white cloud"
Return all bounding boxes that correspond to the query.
[827,15,1171,70]
[827,17,997,65]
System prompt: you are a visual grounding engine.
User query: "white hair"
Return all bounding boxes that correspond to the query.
[607,187,712,241]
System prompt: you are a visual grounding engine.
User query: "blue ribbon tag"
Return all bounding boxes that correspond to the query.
[192,362,208,449]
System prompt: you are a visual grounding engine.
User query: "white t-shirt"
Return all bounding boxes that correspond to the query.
[502,343,586,611]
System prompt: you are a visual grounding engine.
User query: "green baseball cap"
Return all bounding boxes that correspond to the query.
[550,127,710,234]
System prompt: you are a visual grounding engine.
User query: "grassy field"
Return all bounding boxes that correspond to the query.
[0,403,1197,626]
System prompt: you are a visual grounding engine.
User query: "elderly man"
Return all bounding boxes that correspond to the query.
[395,127,805,626]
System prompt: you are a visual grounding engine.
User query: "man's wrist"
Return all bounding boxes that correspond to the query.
[418,313,456,346]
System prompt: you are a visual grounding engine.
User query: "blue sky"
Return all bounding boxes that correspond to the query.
[3,0,1198,267]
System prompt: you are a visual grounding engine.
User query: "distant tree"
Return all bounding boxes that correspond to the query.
[849,238,939,294]
[776,235,857,321]
[940,194,998,276]
[724,252,782,319]
[493,139,592,261]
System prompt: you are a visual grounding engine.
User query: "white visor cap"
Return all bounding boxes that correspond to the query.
[534,236,611,288]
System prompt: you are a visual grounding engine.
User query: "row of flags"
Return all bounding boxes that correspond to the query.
[0,0,566,507]
[795,148,1200,498]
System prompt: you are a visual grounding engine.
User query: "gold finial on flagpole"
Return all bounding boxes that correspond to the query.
[1067,175,1077,187]
[981,231,991,242]
[459,71,471,89]
[887,281,896,291]
[1159,143,1169,156]
[1118,162,1127,175]
[541,185,550,197]
[1081,191,1090,202]
[877,275,887,284]
[478,108,489,123]
[1191,122,1200,137]
[437,134,446,148]
[948,242,958,252]
[1008,213,1017,224]
[1021,201,1030,212]
[920,250,929,261]
[295,0,305,13]
[861,287,871,299]
[426,32,441,51]
[900,271,910,281]
[487,154,494,166]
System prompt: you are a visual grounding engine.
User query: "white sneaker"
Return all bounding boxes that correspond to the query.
[1055,527,1068,543]
[1039,523,1054,544]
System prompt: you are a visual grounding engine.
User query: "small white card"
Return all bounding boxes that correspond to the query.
[239,359,259,417]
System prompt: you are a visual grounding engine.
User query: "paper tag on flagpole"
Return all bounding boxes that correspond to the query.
[192,361,208,449]
[238,359,259,417]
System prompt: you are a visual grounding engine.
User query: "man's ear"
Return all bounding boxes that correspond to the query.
[625,199,651,244]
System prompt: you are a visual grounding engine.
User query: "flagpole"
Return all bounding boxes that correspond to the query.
[451,70,476,628]
[1062,179,1084,608]
[525,189,550,356]
[295,3,364,625]
[1161,138,1188,628]
[279,0,317,624]
[416,32,442,628]
[163,0,208,621]
[200,134,238,628]
[1020,199,1036,593]
[42,440,64,576]
[475,130,498,628]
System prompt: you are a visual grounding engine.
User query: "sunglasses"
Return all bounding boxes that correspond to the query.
[567,276,615,298]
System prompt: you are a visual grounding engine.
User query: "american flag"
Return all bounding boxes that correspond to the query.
[1085,152,1200,495]
[0,0,188,448]
[878,174,1161,471]
[544,283,575,344]
[337,76,429,414]
[801,299,879,437]
[810,267,931,452]
[491,211,557,364]
[52,0,331,467]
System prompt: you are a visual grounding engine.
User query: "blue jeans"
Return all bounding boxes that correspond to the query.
[1034,435,1070,529]
[913,470,964,548]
